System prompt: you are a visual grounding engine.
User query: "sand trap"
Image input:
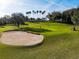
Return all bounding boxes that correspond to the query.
[0,31,44,46]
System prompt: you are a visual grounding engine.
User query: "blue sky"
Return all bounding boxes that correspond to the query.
[0,0,79,17]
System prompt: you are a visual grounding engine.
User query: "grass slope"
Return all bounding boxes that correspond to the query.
[0,22,79,59]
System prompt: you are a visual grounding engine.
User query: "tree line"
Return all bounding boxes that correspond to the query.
[0,8,79,30]
[47,7,79,31]
[0,10,46,28]
[47,7,79,24]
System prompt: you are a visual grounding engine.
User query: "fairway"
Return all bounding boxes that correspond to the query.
[0,22,79,59]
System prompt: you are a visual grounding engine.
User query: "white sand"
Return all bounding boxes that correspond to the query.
[0,31,44,46]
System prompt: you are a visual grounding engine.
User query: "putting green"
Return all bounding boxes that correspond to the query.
[0,31,44,46]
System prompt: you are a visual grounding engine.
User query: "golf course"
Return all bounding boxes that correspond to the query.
[0,22,79,59]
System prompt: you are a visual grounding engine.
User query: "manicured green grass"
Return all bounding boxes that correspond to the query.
[0,22,79,59]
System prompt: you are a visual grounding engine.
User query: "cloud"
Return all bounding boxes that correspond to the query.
[0,0,24,17]
[0,0,48,17]
[0,0,78,17]
[44,0,68,12]
[0,0,17,10]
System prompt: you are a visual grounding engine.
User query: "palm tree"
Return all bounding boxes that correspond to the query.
[32,10,36,14]
[26,11,32,21]
[32,10,36,20]
[41,11,46,21]
[42,11,46,15]
[26,11,31,14]
[39,11,42,14]
[36,10,39,14]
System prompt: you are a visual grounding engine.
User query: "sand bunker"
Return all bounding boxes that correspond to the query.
[0,31,44,46]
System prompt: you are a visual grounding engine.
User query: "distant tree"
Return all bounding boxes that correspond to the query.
[11,13,25,28]
[26,11,31,14]
[0,15,11,26]
[30,18,36,22]
[71,8,79,31]
[37,18,42,22]
[62,9,76,24]
[36,10,39,14]
[0,19,5,26]
[46,13,52,21]
[2,15,11,24]
[32,10,36,14]
[71,15,78,31]
[42,11,46,15]
[25,16,29,22]
[27,10,46,22]
[39,11,42,14]
[47,11,62,22]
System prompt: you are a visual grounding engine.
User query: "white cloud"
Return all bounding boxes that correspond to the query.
[0,0,74,18]
[0,0,48,17]
[0,0,15,9]
[44,0,68,12]
[0,0,24,17]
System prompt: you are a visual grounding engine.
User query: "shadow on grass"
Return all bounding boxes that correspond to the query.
[73,29,79,31]
[20,27,51,33]
[5,27,51,34]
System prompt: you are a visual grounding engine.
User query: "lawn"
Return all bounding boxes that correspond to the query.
[0,22,79,59]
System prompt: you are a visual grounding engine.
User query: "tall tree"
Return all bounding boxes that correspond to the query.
[47,11,62,22]
[71,15,78,31]
[62,8,76,24]
[11,13,25,28]
[71,8,79,31]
